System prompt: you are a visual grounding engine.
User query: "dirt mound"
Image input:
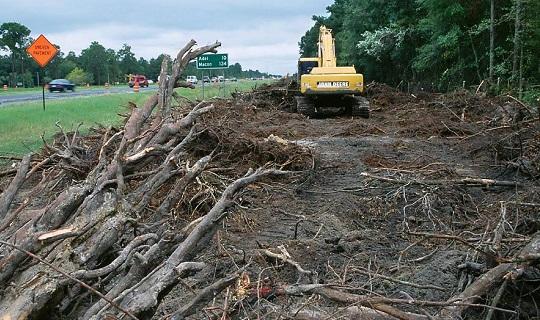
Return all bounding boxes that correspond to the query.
[231,78,297,111]
[196,100,313,172]
[367,82,418,107]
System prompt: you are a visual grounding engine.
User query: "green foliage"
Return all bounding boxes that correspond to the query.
[118,44,140,76]
[227,63,242,77]
[522,87,540,108]
[105,48,120,84]
[357,25,405,59]
[138,57,149,76]
[19,71,33,87]
[79,41,108,85]
[65,51,79,65]
[0,55,11,84]
[66,67,92,85]
[0,22,31,53]
[147,55,166,81]
[57,60,78,78]
[299,19,324,57]
[183,61,197,77]
[0,22,31,87]
[299,0,539,92]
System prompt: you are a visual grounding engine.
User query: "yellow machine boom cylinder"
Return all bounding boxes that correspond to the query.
[318,26,337,68]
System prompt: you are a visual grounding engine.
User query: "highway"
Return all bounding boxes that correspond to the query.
[0,86,157,106]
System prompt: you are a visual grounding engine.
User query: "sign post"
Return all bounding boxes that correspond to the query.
[197,53,228,99]
[26,35,58,111]
[201,71,205,99]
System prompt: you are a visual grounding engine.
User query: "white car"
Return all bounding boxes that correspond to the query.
[186,76,198,84]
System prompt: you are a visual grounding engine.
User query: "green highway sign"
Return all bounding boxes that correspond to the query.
[197,53,228,69]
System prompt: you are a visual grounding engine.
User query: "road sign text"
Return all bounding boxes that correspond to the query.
[26,35,58,68]
[197,54,228,69]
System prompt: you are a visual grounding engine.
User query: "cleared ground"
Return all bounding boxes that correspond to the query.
[0,82,538,319]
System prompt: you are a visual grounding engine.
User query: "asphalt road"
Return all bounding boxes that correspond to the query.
[0,86,157,106]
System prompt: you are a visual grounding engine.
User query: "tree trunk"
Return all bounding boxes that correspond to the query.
[512,0,522,86]
[468,33,482,83]
[489,0,495,82]
[519,45,524,99]
[10,53,16,87]
[20,52,24,82]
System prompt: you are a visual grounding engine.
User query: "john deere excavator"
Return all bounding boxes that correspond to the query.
[295,26,370,117]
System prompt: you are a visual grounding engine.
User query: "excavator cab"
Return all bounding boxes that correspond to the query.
[297,58,319,82]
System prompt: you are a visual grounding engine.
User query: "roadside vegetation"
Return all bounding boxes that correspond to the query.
[300,0,540,103]
[0,80,266,155]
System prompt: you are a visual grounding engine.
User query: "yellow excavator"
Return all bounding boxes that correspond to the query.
[295,26,370,117]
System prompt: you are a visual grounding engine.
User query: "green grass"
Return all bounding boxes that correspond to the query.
[0,86,47,95]
[0,84,141,96]
[0,93,152,155]
[0,80,268,155]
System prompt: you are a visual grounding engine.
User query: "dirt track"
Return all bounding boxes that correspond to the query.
[0,80,539,319]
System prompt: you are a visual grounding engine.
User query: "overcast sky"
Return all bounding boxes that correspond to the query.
[1,0,333,75]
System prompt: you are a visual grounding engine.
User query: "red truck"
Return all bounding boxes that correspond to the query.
[128,74,149,88]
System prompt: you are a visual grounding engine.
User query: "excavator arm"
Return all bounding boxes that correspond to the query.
[318,26,337,68]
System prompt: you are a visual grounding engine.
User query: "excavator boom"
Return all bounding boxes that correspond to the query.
[319,26,337,68]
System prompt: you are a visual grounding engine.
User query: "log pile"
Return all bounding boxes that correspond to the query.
[0,40,309,319]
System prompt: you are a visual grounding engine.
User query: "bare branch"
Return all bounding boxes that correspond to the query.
[0,154,32,220]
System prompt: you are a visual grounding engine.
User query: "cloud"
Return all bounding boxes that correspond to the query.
[45,18,315,74]
[1,0,332,74]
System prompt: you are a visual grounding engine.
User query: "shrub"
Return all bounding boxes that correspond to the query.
[66,67,93,85]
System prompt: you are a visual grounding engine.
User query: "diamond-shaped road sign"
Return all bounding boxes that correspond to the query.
[26,34,58,68]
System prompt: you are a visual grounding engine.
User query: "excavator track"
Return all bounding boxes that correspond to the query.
[351,96,370,118]
[295,96,316,117]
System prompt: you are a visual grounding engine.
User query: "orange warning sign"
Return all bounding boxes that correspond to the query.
[26,34,58,68]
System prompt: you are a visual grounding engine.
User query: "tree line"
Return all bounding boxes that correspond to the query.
[300,0,540,100]
[0,22,276,87]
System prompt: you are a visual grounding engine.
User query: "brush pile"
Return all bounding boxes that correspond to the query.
[0,40,310,319]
